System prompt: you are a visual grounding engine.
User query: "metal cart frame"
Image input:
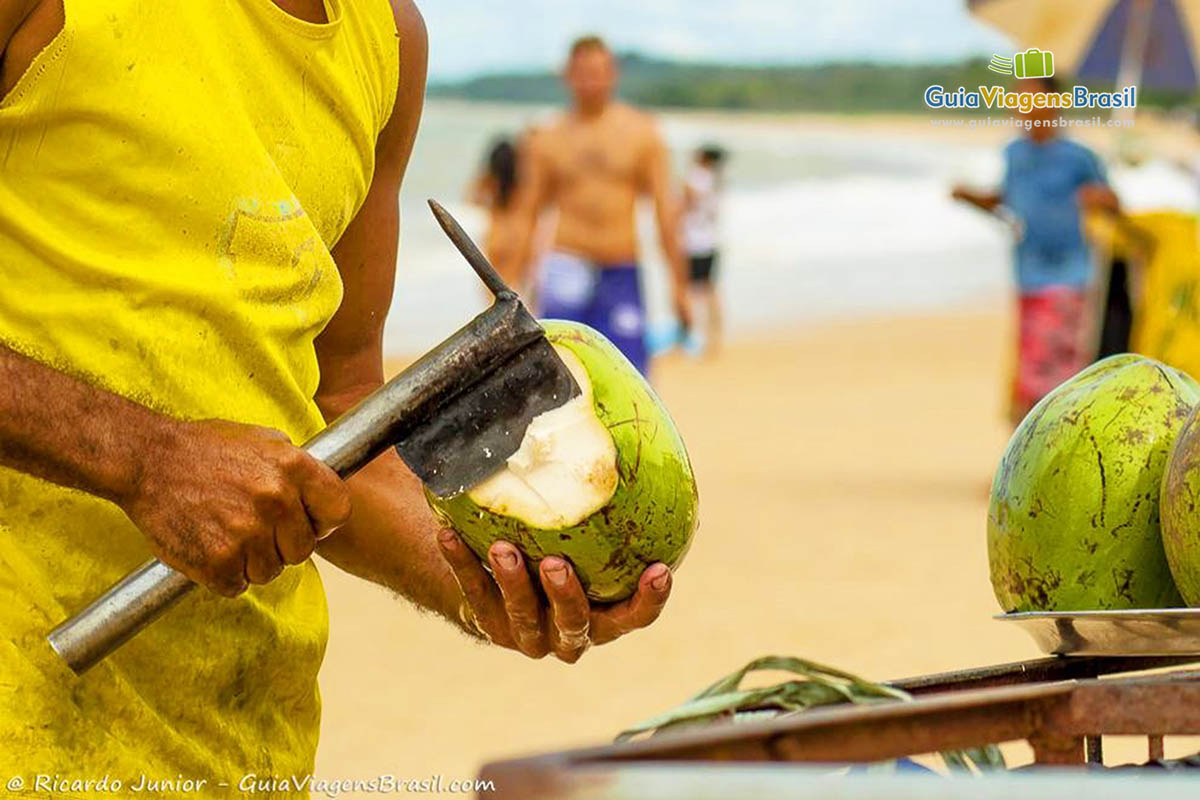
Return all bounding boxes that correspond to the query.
[480,656,1200,799]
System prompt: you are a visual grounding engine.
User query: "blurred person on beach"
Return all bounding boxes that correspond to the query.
[952,76,1119,425]
[681,144,727,356]
[467,137,527,288]
[0,0,672,781]
[513,35,691,375]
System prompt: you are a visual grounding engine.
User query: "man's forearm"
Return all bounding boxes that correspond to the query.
[656,207,688,293]
[952,188,1003,214]
[313,386,471,632]
[315,450,471,630]
[1080,183,1120,215]
[0,343,170,504]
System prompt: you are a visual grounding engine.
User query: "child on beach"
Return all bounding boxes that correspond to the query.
[952,77,1119,424]
[681,145,727,356]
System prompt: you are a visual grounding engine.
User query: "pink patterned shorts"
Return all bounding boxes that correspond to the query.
[1011,286,1089,424]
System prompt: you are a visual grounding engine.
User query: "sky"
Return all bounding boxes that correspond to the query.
[421,0,1013,81]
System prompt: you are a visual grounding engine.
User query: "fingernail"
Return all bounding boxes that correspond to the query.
[649,565,671,592]
[437,529,458,548]
[492,547,519,571]
[544,560,569,587]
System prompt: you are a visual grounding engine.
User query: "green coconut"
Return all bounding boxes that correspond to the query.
[1158,404,1200,606]
[428,320,699,602]
[988,354,1198,612]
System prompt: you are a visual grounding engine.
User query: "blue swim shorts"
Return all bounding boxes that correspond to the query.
[536,251,648,374]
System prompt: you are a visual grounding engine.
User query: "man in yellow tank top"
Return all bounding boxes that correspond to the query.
[0,0,674,786]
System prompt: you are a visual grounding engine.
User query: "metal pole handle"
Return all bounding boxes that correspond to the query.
[47,559,194,673]
[48,200,538,676]
[47,421,358,675]
[47,299,539,675]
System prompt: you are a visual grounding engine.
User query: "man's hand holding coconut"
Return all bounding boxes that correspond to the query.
[437,534,673,663]
[430,321,699,662]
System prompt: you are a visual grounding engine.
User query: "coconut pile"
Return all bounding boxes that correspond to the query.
[988,354,1200,611]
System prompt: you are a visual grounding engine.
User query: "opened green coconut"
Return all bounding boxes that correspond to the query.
[989,354,1198,612]
[428,320,699,602]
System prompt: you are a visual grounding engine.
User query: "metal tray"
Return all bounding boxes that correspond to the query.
[999,609,1200,656]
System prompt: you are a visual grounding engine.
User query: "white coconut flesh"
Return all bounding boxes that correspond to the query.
[467,345,619,529]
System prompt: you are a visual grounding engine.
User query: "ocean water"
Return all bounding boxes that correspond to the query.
[385,100,1026,355]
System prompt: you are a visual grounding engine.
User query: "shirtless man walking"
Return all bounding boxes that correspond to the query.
[517,36,690,374]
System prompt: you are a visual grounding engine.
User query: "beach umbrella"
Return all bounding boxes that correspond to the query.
[969,0,1200,91]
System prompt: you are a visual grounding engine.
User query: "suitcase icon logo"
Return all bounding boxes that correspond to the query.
[988,49,1056,79]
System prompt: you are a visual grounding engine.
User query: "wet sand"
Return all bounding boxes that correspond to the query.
[314,303,1083,783]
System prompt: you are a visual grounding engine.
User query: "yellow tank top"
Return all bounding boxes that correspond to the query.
[0,0,398,789]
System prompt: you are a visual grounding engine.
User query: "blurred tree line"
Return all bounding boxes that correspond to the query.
[428,54,1196,113]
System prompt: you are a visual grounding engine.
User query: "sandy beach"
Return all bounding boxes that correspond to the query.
[313,302,1063,783]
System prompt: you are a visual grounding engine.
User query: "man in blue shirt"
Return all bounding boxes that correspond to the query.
[953,76,1119,424]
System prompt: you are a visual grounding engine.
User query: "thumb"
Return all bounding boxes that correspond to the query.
[296,456,352,536]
